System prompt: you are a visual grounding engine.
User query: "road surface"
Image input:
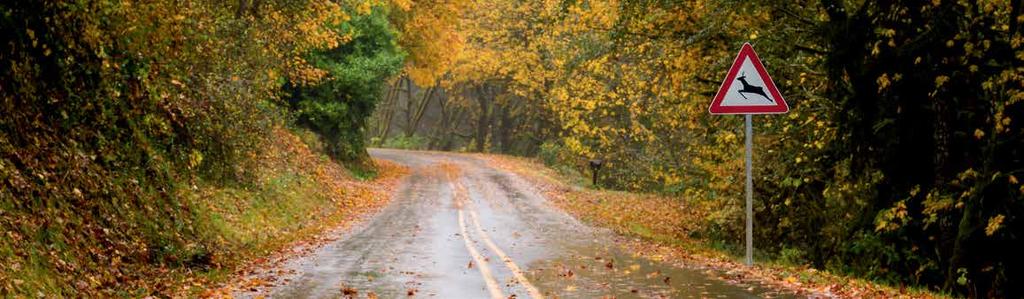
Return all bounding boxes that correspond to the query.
[247,149,793,298]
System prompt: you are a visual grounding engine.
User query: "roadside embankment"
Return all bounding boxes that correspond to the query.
[0,127,407,297]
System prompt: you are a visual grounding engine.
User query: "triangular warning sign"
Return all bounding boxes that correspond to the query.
[709,43,788,115]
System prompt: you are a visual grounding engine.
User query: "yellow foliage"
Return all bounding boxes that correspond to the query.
[391,0,467,86]
[985,214,1005,236]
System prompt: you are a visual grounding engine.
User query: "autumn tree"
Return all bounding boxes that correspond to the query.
[0,0,394,294]
[415,0,1024,296]
[287,2,404,165]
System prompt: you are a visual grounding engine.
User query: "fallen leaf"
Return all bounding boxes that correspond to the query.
[646,271,660,279]
[341,286,358,297]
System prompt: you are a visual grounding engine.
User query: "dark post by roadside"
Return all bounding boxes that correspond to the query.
[588,159,603,187]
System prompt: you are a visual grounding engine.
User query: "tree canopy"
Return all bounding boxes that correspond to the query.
[371,0,1024,296]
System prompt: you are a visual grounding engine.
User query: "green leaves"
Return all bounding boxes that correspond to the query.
[288,6,404,162]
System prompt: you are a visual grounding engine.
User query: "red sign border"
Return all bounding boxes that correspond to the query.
[708,43,789,115]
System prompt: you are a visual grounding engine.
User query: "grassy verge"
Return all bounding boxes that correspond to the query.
[481,154,947,299]
[0,127,407,297]
[181,127,407,296]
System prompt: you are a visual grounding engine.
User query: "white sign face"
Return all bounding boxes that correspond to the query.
[719,57,779,107]
[708,43,788,115]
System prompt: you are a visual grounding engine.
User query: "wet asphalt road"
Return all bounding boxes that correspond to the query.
[260,149,793,298]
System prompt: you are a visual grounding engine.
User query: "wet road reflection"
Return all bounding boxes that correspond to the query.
[252,149,794,298]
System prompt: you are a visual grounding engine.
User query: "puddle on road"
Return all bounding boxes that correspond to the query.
[524,243,797,299]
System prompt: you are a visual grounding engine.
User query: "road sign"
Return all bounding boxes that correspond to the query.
[708,42,790,267]
[708,43,788,115]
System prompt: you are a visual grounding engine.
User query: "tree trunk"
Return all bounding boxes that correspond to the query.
[236,0,249,18]
[428,89,449,150]
[444,106,468,151]
[403,76,415,137]
[406,85,436,137]
[474,85,492,152]
[945,196,981,293]
[249,0,262,17]
[495,102,512,153]
[377,75,403,144]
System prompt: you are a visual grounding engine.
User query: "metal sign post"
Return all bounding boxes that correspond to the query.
[744,114,753,266]
[708,43,789,267]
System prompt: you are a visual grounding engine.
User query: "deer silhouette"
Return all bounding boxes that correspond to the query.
[736,72,772,102]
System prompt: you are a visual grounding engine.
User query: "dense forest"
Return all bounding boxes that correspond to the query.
[0,0,452,295]
[370,0,1024,297]
[2,0,1023,297]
